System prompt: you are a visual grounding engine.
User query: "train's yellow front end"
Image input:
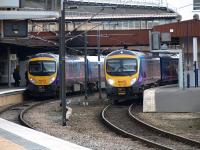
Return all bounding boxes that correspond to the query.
[27,54,58,97]
[105,50,140,102]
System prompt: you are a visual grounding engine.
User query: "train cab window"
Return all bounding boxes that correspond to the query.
[123,59,137,72]
[106,58,137,76]
[43,61,56,73]
[29,61,56,76]
[29,62,42,73]
[106,59,121,72]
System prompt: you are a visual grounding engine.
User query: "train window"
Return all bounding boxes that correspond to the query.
[107,59,121,72]
[106,58,137,76]
[29,61,56,75]
[43,61,56,73]
[123,59,137,72]
[29,62,42,73]
[74,63,79,76]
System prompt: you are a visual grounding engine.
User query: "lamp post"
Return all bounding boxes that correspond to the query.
[59,0,66,126]
[97,29,102,99]
[186,21,190,88]
[193,37,198,87]
[84,32,88,101]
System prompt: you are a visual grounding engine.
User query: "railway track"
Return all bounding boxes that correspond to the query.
[0,92,94,128]
[0,100,54,129]
[102,104,200,150]
[0,92,100,129]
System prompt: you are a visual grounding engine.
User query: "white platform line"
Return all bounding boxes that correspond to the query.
[0,89,26,95]
[0,118,90,150]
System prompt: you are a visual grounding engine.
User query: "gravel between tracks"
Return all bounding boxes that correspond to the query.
[23,94,152,150]
[22,93,200,149]
[136,112,200,141]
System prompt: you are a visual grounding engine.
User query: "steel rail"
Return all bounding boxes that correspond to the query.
[0,103,22,114]
[101,104,173,150]
[19,92,101,128]
[19,99,56,129]
[128,104,200,148]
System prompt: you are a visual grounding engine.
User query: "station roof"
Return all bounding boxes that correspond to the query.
[68,0,169,8]
[0,11,59,20]
[65,13,177,21]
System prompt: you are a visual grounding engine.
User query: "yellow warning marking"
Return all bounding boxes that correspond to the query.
[0,137,26,150]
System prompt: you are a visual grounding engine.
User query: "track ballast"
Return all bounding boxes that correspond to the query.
[102,104,200,150]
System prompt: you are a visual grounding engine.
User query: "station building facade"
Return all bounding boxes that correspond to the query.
[29,0,179,54]
[0,0,178,86]
[153,18,200,71]
[30,0,178,32]
[0,0,59,86]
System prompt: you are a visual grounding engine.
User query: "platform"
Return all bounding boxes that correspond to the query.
[0,87,26,95]
[0,118,90,150]
[143,85,200,112]
[0,87,26,107]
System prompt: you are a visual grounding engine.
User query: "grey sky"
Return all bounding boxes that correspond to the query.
[167,0,199,20]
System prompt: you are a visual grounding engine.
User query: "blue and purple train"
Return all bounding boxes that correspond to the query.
[27,53,105,97]
[104,49,178,103]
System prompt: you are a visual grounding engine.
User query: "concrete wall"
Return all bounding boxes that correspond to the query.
[143,86,200,112]
[0,91,23,106]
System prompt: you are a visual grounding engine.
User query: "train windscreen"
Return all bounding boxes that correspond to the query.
[29,61,56,76]
[106,58,137,76]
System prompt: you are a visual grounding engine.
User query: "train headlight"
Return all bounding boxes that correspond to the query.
[130,78,137,85]
[49,77,56,84]
[30,78,36,84]
[107,79,114,86]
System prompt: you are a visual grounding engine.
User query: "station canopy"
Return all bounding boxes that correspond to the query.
[0,11,59,20]
[69,0,168,7]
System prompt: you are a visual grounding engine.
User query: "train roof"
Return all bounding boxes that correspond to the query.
[66,55,84,62]
[87,56,105,62]
[30,53,58,59]
[29,53,106,62]
[106,49,179,59]
[106,49,146,57]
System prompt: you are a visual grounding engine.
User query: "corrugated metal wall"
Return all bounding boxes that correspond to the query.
[153,19,200,37]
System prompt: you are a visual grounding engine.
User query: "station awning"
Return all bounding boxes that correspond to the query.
[0,11,59,20]
[65,13,177,20]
